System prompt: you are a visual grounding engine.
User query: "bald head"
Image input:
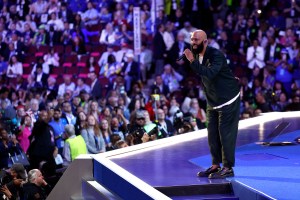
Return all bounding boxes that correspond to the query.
[192,30,207,41]
[191,30,208,55]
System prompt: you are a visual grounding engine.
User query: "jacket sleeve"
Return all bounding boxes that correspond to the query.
[190,50,224,79]
[63,141,71,162]
[81,129,98,154]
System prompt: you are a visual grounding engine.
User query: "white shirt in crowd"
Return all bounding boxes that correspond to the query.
[58,82,76,97]
[6,62,23,78]
[246,45,265,69]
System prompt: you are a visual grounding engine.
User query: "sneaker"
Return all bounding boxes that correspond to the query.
[208,167,234,179]
[197,166,221,177]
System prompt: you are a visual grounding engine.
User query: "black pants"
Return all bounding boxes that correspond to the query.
[206,97,240,168]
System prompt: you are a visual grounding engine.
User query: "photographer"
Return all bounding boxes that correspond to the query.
[127,110,149,145]
[172,110,194,134]
[0,163,27,200]
[172,109,184,134]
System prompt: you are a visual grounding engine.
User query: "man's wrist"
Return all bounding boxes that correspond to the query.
[190,58,195,63]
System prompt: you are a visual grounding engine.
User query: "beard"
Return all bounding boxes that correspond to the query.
[191,41,204,54]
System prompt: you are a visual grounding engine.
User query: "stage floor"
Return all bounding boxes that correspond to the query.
[108,113,300,199]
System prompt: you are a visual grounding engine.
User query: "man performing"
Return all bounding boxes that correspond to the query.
[183,30,240,179]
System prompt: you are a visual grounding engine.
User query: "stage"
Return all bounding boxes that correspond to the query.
[48,112,300,200]
[101,112,300,199]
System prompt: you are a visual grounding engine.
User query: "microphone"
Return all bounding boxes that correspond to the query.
[176,54,185,61]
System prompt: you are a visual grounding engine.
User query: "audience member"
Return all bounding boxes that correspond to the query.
[246,38,265,69]
[98,46,116,71]
[31,57,50,75]
[82,2,99,27]
[274,49,293,97]
[81,115,106,154]
[27,110,55,169]
[17,115,32,153]
[88,71,102,100]
[161,64,183,93]
[6,55,23,79]
[49,108,67,154]
[0,128,23,169]
[47,12,64,31]
[22,169,52,200]
[152,24,167,76]
[61,101,76,125]
[74,111,87,136]
[34,64,48,88]
[99,119,113,151]
[137,42,152,83]
[99,23,117,45]
[167,32,190,76]
[32,25,49,46]
[121,52,140,92]
[156,108,175,137]
[127,110,149,145]
[63,124,87,163]
[43,48,60,71]
[0,163,27,200]
[57,75,75,97]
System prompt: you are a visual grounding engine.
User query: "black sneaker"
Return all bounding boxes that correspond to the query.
[208,167,234,179]
[197,166,221,177]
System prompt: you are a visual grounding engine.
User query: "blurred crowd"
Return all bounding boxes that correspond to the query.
[1,0,300,198]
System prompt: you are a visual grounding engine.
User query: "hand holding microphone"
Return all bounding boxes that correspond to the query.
[176,54,186,61]
[177,49,194,63]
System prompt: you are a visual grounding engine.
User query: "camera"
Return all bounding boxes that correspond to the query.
[129,126,147,144]
[147,126,159,137]
[174,110,183,119]
[131,126,146,139]
[173,110,194,134]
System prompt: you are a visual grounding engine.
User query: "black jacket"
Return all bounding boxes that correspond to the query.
[28,121,55,161]
[190,46,239,108]
[91,79,102,100]
[34,72,49,88]
[264,43,283,62]
[22,182,52,200]
[157,119,175,137]
[150,83,170,96]
[122,61,140,80]
[153,31,166,60]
